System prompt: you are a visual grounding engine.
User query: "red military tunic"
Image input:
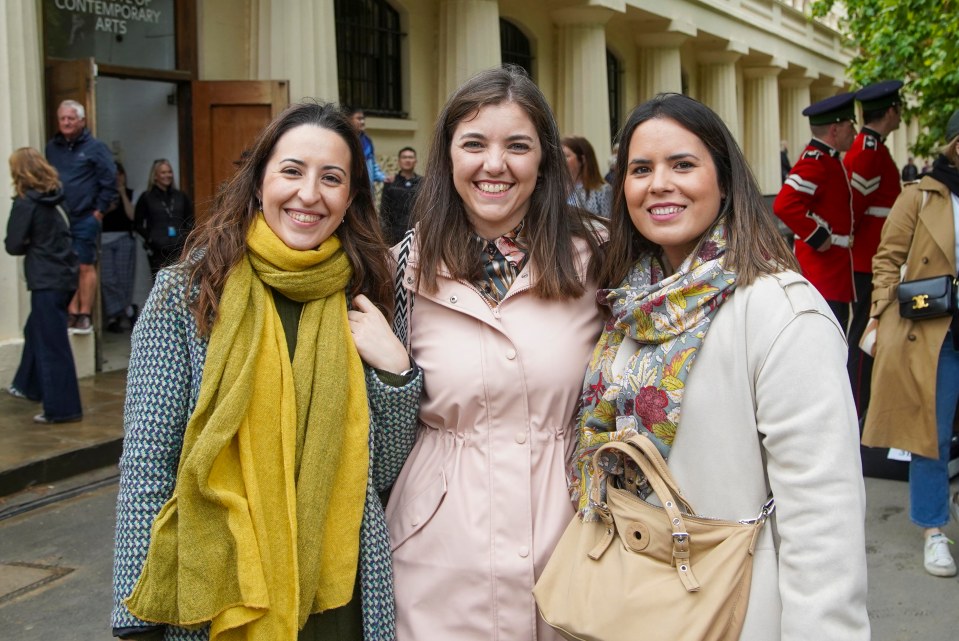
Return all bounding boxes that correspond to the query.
[844,127,902,273]
[773,139,856,302]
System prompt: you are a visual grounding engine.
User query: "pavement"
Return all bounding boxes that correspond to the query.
[0,369,126,497]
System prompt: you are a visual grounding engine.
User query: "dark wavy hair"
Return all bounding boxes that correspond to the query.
[598,93,798,288]
[412,65,601,299]
[182,101,392,335]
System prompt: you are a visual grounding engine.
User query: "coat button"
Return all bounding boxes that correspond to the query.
[515,431,527,444]
[450,295,458,303]
[411,516,419,526]
[922,257,929,264]
[908,334,917,341]
[506,349,516,360]
[518,546,530,558]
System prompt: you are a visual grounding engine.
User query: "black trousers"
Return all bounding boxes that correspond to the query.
[847,271,874,418]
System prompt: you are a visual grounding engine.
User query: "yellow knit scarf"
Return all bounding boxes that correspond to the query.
[125,214,370,640]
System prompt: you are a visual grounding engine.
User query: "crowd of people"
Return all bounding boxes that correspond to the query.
[2,62,956,641]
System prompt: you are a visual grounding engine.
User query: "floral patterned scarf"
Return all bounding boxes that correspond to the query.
[473,219,529,303]
[570,225,737,518]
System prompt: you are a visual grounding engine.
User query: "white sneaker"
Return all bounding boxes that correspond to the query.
[923,533,957,577]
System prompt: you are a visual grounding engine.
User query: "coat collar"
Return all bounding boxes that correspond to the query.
[916,177,957,272]
[810,138,840,158]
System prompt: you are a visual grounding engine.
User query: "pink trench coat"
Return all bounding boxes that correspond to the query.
[386,238,603,641]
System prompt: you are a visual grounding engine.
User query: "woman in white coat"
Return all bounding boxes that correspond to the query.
[385,65,604,640]
[570,94,870,640]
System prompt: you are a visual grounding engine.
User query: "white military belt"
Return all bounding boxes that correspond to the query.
[865,206,891,218]
[830,234,852,248]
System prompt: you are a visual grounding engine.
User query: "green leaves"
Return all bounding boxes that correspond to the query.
[811,0,958,156]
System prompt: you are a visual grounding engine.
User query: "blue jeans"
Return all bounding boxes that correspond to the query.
[909,332,959,528]
[11,289,83,421]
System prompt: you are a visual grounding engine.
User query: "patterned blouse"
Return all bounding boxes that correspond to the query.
[472,220,529,304]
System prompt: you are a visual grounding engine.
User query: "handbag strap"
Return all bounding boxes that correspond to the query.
[55,204,70,228]
[591,435,702,591]
[392,228,416,350]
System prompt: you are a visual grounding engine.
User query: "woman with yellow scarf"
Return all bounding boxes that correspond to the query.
[111,102,421,641]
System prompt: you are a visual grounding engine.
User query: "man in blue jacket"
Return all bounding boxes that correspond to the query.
[46,99,117,334]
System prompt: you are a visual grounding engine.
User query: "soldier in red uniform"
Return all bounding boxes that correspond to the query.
[774,92,858,329]
[845,80,904,416]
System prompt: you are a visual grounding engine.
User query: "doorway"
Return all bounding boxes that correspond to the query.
[95,76,180,372]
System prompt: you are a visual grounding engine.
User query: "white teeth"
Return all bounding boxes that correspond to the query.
[288,210,322,223]
[649,206,684,216]
[476,182,510,193]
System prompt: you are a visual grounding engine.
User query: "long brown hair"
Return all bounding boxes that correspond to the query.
[412,65,601,299]
[598,93,798,288]
[182,101,392,336]
[561,135,606,195]
[9,147,61,197]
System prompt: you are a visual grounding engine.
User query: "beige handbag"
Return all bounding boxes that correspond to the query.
[533,434,774,641]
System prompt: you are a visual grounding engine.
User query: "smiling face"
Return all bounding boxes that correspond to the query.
[624,117,722,270]
[153,162,174,190]
[258,124,353,251]
[450,101,542,239]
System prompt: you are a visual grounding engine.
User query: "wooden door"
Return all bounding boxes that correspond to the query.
[45,57,97,138]
[191,80,289,221]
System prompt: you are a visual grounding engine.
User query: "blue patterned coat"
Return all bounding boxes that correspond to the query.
[112,266,422,640]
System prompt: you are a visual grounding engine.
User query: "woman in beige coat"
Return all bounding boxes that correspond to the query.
[862,109,959,577]
[571,94,869,639]
[385,66,604,640]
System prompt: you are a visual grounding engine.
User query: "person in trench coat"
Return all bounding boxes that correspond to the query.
[862,109,959,577]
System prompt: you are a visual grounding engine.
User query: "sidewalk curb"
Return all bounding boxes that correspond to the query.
[0,437,122,497]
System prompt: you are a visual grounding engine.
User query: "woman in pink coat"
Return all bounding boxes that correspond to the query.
[385,65,605,640]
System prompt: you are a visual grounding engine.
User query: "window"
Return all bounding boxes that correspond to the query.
[334,0,405,117]
[500,19,533,79]
[606,49,622,141]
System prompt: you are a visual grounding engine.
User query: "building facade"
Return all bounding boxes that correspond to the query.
[0,0,919,379]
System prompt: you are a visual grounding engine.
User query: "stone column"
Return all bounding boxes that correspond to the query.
[254,0,339,102]
[0,0,46,379]
[779,76,813,167]
[553,7,614,158]
[637,32,688,101]
[697,51,742,142]
[437,0,501,104]
[743,66,784,195]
